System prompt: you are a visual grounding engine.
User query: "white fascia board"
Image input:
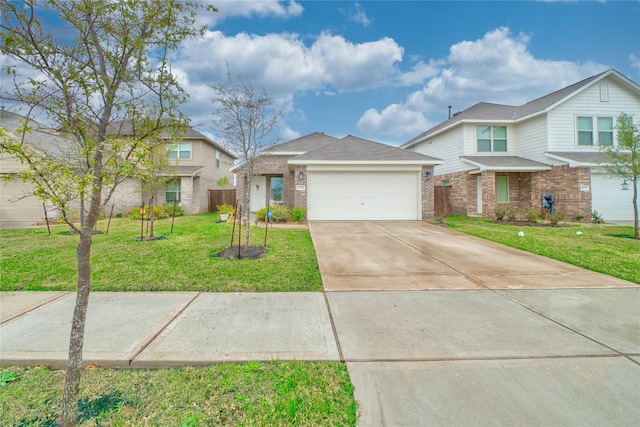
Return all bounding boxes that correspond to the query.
[462,157,551,172]
[544,152,603,168]
[289,159,444,166]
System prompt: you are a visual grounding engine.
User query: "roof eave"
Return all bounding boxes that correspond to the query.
[288,159,444,166]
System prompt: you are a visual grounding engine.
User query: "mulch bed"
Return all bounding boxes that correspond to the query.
[215,245,268,260]
[494,220,564,227]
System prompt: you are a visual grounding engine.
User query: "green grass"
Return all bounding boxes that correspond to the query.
[0,362,357,426]
[0,213,322,292]
[444,215,640,284]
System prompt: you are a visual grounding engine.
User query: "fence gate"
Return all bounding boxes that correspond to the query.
[208,189,237,212]
[434,186,453,218]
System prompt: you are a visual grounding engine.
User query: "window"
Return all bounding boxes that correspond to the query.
[167,143,192,159]
[270,177,283,203]
[496,176,509,203]
[166,179,181,202]
[476,126,507,152]
[215,150,220,168]
[598,117,613,145]
[441,179,451,186]
[577,116,614,146]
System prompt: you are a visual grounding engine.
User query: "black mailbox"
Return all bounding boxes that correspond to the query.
[542,193,555,214]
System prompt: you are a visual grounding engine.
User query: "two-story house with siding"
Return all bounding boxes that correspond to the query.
[1,109,236,228]
[402,69,640,222]
[70,125,237,217]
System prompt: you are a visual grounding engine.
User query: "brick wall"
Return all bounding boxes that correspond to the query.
[422,166,435,220]
[435,165,592,219]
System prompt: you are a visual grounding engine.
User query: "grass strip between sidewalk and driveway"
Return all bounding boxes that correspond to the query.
[0,213,322,292]
[444,215,640,284]
[0,362,357,426]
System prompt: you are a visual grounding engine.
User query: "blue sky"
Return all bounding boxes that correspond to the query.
[4,1,640,147]
[173,0,640,146]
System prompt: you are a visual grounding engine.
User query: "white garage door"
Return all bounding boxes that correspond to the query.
[591,174,634,221]
[0,179,44,229]
[307,171,420,220]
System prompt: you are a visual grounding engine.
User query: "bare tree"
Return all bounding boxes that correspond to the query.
[210,70,281,246]
[0,1,213,424]
[600,112,639,239]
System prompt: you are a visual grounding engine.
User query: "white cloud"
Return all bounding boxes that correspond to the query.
[630,53,640,72]
[344,2,372,28]
[357,104,432,137]
[200,1,303,26]
[358,27,609,139]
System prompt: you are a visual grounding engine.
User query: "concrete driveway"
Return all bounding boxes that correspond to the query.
[309,221,633,291]
[309,221,640,426]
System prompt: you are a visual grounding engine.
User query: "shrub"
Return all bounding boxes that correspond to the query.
[291,207,306,222]
[128,203,183,219]
[591,210,604,224]
[216,204,235,215]
[549,211,565,225]
[256,207,268,222]
[575,215,584,222]
[270,205,291,223]
[494,205,524,221]
[525,208,544,223]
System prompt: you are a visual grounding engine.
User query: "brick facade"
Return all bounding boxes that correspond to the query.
[421,166,435,220]
[435,165,592,220]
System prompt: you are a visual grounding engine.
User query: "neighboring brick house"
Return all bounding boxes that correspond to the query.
[402,69,640,221]
[233,132,442,221]
[109,126,236,215]
[0,110,236,228]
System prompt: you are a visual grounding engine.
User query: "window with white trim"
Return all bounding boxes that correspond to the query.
[496,176,509,203]
[215,150,220,168]
[476,126,507,152]
[167,142,192,159]
[166,179,181,202]
[577,116,613,146]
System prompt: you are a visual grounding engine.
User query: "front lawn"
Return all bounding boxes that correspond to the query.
[444,215,640,284]
[0,213,322,292]
[0,362,357,426]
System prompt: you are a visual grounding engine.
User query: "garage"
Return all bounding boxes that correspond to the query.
[591,174,634,221]
[307,169,421,221]
[0,178,45,229]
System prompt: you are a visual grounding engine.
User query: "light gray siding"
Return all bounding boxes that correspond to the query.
[548,77,640,152]
[414,126,470,176]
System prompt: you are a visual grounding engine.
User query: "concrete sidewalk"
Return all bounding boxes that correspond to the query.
[0,291,339,369]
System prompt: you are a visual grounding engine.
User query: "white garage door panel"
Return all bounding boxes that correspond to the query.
[591,174,634,221]
[307,171,419,220]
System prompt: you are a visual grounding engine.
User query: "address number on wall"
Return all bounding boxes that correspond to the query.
[296,185,306,191]
[580,185,590,192]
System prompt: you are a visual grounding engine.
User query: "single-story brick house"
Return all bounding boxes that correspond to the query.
[233,133,442,221]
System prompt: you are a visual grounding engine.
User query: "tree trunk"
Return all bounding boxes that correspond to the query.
[57,230,93,426]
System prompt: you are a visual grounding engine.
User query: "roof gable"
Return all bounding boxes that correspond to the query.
[403,69,640,148]
[290,135,442,164]
[269,132,339,153]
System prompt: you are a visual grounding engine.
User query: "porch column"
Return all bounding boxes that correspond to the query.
[482,171,496,218]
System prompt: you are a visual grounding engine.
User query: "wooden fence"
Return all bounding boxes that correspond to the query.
[208,189,237,212]
[434,186,453,218]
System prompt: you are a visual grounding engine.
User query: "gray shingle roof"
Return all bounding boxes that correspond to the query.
[269,132,339,153]
[290,135,442,163]
[546,151,609,164]
[403,69,623,148]
[461,156,551,170]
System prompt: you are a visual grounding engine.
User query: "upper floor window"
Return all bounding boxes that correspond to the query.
[577,116,613,146]
[167,142,192,159]
[215,150,220,168]
[476,126,507,152]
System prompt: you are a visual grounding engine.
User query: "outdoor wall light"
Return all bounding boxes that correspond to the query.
[298,171,304,180]
[425,171,432,181]
[621,180,630,190]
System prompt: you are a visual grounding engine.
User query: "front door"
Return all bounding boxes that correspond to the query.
[249,176,267,212]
